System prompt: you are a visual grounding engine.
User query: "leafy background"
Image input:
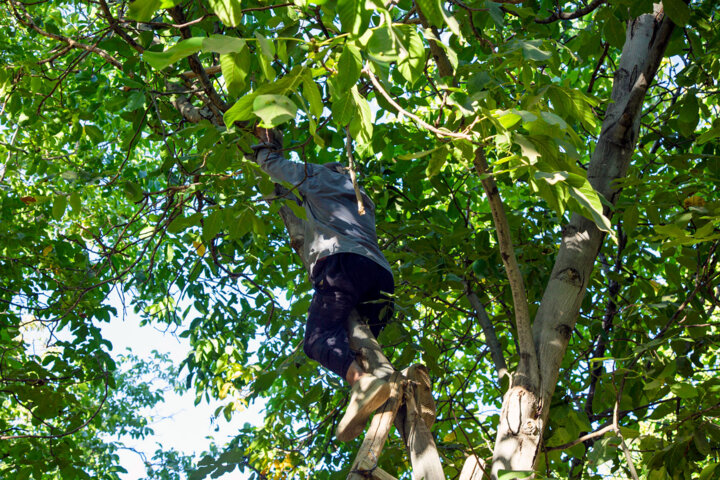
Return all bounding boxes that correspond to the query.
[0,0,719,478]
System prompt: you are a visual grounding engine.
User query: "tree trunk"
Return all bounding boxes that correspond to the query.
[490,6,675,478]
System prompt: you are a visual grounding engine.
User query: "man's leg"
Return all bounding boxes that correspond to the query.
[303,287,357,380]
[354,260,395,339]
[302,254,392,442]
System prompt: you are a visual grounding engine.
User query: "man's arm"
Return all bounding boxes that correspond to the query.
[252,127,313,188]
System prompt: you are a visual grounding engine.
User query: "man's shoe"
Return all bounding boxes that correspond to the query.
[336,374,391,442]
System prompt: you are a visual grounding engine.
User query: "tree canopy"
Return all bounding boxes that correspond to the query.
[1,0,719,479]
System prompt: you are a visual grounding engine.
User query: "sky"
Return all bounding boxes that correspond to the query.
[99,291,267,480]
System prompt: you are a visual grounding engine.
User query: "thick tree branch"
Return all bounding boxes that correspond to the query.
[612,7,675,144]
[414,8,455,79]
[472,147,538,389]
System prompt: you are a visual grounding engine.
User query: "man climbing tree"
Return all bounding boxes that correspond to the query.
[253,126,395,442]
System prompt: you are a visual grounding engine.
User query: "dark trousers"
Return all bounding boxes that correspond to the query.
[303,253,394,379]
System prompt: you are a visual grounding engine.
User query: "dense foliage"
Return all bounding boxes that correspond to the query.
[1,0,719,478]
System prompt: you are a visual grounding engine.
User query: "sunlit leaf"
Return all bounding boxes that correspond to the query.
[208,0,243,27]
[253,94,298,127]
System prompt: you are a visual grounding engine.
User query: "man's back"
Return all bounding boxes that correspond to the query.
[255,148,391,276]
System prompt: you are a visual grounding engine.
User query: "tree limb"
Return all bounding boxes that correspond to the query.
[536,0,606,24]
[472,147,538,389]
[466,286,509,382]
[612,7,676,144]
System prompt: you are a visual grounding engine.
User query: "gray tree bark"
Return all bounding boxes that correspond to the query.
[490,5,676,478]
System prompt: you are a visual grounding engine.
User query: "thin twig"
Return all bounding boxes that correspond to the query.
[363,69,472,141]
[546,423,614,451]
[614,397,640,480]
[0,369,109,441]
[10,0,123,69]
[536,0,606,24]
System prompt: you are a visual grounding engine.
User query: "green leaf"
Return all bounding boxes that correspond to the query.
[699,463,719,480]
[84,124,104,142]
[515,134,541,164]
[254,32,275,60]
[126,91,146,111]
[331,89,355,126]
[697,125,720,145]
[603,16,627,49]
[520,40,552,61]
[486,0,504,26]
[397,27,425,84]
[202,210,224,243]
[143,38,204,70]
[416,0,443,27]
[336,44,362,92]
[337,0,369,35]
[663,0,691,26]
[52,195,67,221]
[623,204,639,232]
[367,25,400,63]
[302,72,323,118]
[208,0,243,27]
[128,0,161,22]
[349,87,373,144]
[497,110,522,129]
[69,192,81,214]
[426,145,448,177]
[284,199,307,220]
[397,145,445,160]
[670,382,698,399]
[221,49,250,97]
[693,431,711,456]
[203,35,246,54]
[497,470,533,480]
[224,67,305,127]
[252,94,297,127]
[123,181,144,202]
[567,176,612,233]
[224,92,259,126]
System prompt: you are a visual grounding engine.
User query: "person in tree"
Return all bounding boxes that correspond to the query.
[252,127,395,442]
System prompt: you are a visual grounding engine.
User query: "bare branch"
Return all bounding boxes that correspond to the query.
[466,287,509,382]
[546,423,614,451]
[536,0,607,24]
[473,147,538,389]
